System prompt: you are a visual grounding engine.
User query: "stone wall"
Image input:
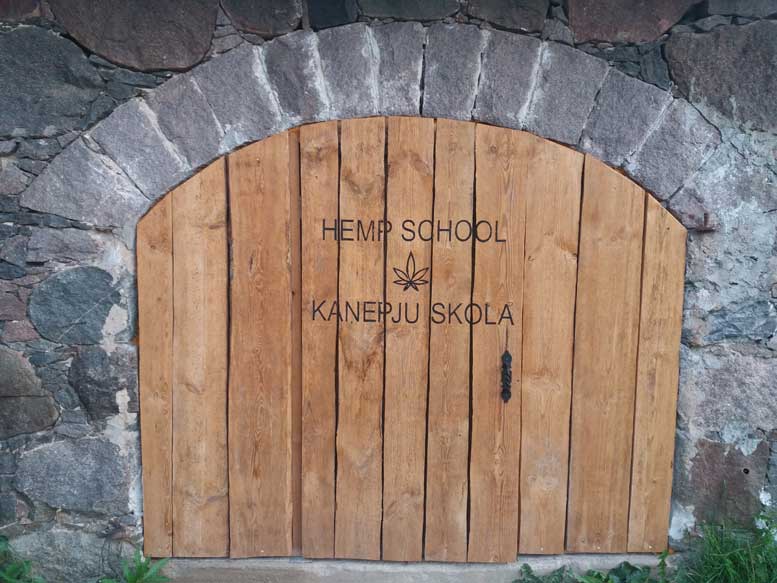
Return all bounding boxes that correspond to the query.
[0,1,775,581]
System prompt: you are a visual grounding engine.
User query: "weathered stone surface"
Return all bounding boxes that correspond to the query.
[708,0,777,17]
[666,22,777,133]
[423,24,485,120]
[69,345,138,421]
[474,31,541,129]
[193,45,284,151]
[222,0,302,36]
[626,100,720,200]
[0,346,43,397]
[524,42,609,145]
[639,44,672,90]
[20,139,148,228]
[145,74,225,169]
[0,396,59,439]
[468,0,548,32]
[568,0,697,43]
[26,228,97,264]
[318,24,379,120]
[309,0,358,30]
[372,22,425,117]
[0,27,103,137]
[541,19,574,45]
[89,99,189,200]
[580,69,672,166]
[0,234,26,267]
[360,0,458,20]
[0,0,42,21]
[0,160,30,196]
[28,266,119,344]
[18,138,61,161]
[263,31,330,125]
[0,140,16,155]
[1,320,38,342]
[0,292,26,321]
[49,0,218,71]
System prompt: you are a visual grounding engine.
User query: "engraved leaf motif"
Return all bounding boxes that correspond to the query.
[392,251,429,292]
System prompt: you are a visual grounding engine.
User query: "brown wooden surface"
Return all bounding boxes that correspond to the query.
[468,125,527,563]
[628,196,686,552]
[137,196,174,557]
[228,134,294,557]
[424,119,475,563]
[171,159,230,557]
[300,121,339,558]
[518,137,583,554]
[566,155,645,553]
[382,117,435,561]
[335,117,386,560]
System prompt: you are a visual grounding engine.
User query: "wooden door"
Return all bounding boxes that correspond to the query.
[137,118,686,562]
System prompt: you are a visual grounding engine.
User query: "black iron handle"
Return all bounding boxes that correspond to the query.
[501,350,512,403]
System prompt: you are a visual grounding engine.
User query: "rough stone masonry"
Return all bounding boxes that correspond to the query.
[0,1,776,581]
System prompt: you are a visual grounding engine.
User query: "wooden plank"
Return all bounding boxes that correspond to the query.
[628,197,686,552]
[566,155,645,553]
[137,197,174,558]
[289,129,302,556]
[228,134,294,557]
[335,117,386,560]
[424,119,474,563]
[300,121,339,558]
[171,159,229,557]
[518,137,583,554]
[468,125,527,563]
[382,117,435,562]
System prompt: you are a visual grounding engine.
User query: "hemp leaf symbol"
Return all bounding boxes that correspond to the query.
[393,251,429,292]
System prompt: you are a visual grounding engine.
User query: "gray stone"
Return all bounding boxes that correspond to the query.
[694,15,732,31]
[639,44,672,90]
[0,452,16,475]
[222,0,302,37]
[20,139,148,228]
[0,396,59,439]
[193,45,285,151]
[666,22,777,134]
[69,345,138,420]
[0,493,17,525]
[541,19,574,45]
[0,346,43,397]
[372,23,426,117]
[626,100,721,200]
[0,140,17,156]
[309,0,358,30]
[474,31,541,129]
[568,0,697,43]
[318,24,379,120]
[422,24,486,120]
[580,69,672,166]
[708,0,777,17]
[468,0,549,33]
[18,138,62,161]
[144,74,225,170]
[26,228,98,264]
[0,292,26,321]
[0,159,31,196]
[49,0,219,71]
[524,42,609,145]
[360,0,458,20]
[15,158,47,176]
[263,31,330,125]
[704,300,777,344]
[1,320,38,343]
[0,262,25,280]
[0,235,27,267]
[0,27,103,137]
[0,0,43,21]
[28,266,120,344]
[89,99,189,199]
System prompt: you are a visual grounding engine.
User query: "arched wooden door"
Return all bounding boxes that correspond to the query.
[137,117,686,562]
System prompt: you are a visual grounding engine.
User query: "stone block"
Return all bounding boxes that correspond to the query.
[222,0,302,36]
[468,0,548,32]
[422,24,486,120]
[708,0,777,17]
[0,346,43,397]
[372,22,426,117]
[580,69,672,166]
[524,42,609,145]
[318,24,380,120]
[626,100,721,200]
[89,99,189,200]
[360,0,458,19]
[69,345,138,421]
[473,31,541,129]
[0,160,31,196]
[308,0,358,29]
[0,396,59,439]
[568,0,697,43]
[26,228,98,264]
[145,73,225,170]
[192,45,285,151]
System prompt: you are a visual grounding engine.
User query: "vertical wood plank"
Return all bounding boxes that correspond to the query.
[468,125,527,563]
[628,197,686,552]
[171,159,229,557]
[424,119,474,563]
[228,134,294,557]
[138,197,174,557]
[335,117,386,560]
[566,155,645,553]
[300,122,339,558]
[518,138,583,554]
[382,117,435,562]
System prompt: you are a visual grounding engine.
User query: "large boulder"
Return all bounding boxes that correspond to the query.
[69,345,138,421]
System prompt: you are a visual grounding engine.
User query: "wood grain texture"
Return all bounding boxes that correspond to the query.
[424,119,474,563]
[566,155,645,553]
[171,159,229,557]
[468,125,527,563]
[519,137,583,554]
[137,197,174,557]
[628,197,686,552]
[335,117,386,560]
[228,134,294,558]
[300,122,339,558]
[382,116,435,562]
